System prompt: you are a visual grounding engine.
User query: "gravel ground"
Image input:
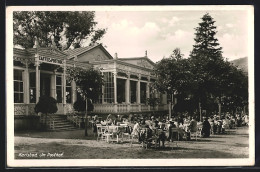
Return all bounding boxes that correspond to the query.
[14,126,249,159]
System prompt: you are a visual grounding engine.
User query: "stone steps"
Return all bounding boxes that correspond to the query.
[42,114,81,131]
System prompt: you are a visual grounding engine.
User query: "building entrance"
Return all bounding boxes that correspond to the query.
[40,73,51,97]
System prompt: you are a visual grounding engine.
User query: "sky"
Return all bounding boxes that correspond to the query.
[93,9,251,63]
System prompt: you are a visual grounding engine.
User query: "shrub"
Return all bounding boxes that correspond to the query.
[34,96,58,114]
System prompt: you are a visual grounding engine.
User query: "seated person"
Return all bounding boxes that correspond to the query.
[132,121,141,140]
[188,117,197,132]
[106,118,113,125]
[155,128,166,147]
[154,120,159,128]
[166,120,176,141]
[216,120,223,134]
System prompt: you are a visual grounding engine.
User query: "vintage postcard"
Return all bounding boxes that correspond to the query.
[6,5,255,167]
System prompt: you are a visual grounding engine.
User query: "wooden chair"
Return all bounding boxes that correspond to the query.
[121,126,132,143]
[99,125,114,143]
[96,124,107,141]
[171,128,180,141]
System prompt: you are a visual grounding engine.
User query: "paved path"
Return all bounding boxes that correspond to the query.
[14,126,249,159]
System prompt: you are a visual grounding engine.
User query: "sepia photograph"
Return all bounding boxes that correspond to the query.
[6,5,254,167]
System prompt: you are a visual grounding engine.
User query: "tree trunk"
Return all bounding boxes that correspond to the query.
[218,103,221,119]
[199,102,202,122]
[169,100,172,119]
[85,97,88,136]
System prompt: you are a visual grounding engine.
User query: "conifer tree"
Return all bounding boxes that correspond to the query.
[190,13,248,117]
[190,13,225,118]
[190,13,223,60]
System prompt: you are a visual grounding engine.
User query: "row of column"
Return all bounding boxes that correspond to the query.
[112,71,151,112]
[34,56,77,114]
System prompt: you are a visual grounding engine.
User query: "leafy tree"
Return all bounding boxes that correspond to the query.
[73,97,94,113]
[153,48,196,117]
[13,11,106,50]
[189,13,248,117]
[66,66,103,136]
[146,97,160,110]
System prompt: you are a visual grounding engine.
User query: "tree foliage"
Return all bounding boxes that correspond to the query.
[73,96,94,112]
[153,48,196,97]
[66,67,104,102]
[188,13,248,114]
[153,13,248,114]
[13,11,106,50]
[190,13,222,60]
[146,97,160,110]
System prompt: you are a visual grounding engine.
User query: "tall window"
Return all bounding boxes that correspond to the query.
[117,78,125,103]
[103,72,114,103]
[56,75,62,103]
[14,70,24,103]
[29,72,36,103]
[66,80,72,103]
[140,82,147,104]
[130,80,137,103]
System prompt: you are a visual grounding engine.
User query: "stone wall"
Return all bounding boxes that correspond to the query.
[14,115,41,131]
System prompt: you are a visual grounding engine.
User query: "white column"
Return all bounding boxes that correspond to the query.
[113,71,117,112]
[24,62,29,115]
[125,73,130,111]
[147,81,150,111]
[50,73,56,98]
[62,61,67,114]
[35,61,40,103]
[101,72,104,104]
[137,74,141,111]
[71,80,77,104]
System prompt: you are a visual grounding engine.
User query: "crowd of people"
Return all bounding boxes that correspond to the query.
[90,111,249,147]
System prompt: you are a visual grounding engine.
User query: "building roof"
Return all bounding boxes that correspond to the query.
[27,47,67,59]
[64,44,114,60]
[118,56,155,66]
[13,48,33,58]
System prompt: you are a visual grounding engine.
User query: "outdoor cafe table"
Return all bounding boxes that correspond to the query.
[101,124,132,143]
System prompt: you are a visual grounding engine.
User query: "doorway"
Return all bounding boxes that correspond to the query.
[40,73,51,97]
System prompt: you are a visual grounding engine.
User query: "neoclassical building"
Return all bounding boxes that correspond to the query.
[13,44,168,117]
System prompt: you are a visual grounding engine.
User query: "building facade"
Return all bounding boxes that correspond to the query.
[13,44,168,117]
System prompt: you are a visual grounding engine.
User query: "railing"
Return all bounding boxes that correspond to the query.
[118,104,128,112]
[40,114,55,130]
[158,104,168,111]
[93,103,168,113]
[48,115,55,130]
[93,104,115,113]
[130,104,139,112]
[141,104,149,111]
[67,113,83,128]
[14,104,36,115]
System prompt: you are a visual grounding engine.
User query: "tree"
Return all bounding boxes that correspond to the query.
[34,96,58,129]
[66,66,104,136]
[153,48,196,118]
[13,11,106,50]
[73,97,94,112]
[189,13,248,118]
[146,97,160,110]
